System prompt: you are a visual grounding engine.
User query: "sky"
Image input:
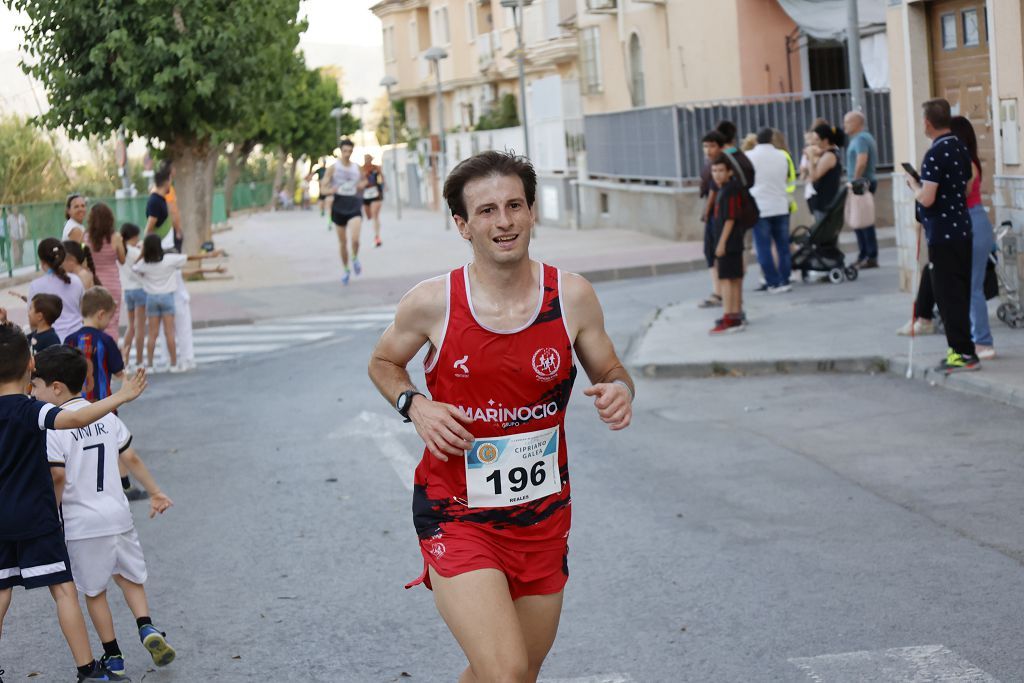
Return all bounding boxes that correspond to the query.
[0,1,385,118]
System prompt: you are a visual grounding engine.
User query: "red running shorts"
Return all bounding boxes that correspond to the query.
[406,523,568,601]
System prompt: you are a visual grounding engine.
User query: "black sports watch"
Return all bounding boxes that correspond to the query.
[396,390,424,422]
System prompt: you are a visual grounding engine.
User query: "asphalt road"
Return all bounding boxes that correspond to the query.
[3,274,1023,682]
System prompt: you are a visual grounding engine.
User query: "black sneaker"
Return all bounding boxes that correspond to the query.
[77,661,130,681]
[754,283,770,292]
[124,486,149,502]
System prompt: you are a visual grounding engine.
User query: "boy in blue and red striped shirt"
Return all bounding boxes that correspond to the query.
[64,287,124,402]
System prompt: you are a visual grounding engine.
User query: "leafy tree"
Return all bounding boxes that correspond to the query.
[374,97,410,146]
[0,115,69,204]
[8,0,305,252]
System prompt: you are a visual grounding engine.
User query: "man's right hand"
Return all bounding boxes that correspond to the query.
[408,397,475,462]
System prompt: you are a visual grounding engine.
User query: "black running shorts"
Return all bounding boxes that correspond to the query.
[332,195,362,227]
[0,527,74,590]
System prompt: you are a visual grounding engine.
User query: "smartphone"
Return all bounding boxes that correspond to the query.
[901,162,921,182]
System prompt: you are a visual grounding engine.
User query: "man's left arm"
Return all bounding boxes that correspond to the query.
[563,273,633,430]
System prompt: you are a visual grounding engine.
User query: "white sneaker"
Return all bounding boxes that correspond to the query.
[169,364,187,374]
[152,364,169,374]
[896,319,936,336]
[144,365,156,375]
[769,284,792,294]
[976,345,996,360]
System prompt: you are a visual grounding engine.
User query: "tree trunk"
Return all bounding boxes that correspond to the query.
[271,148,287,200]
[224,140,254,218]
[169,138,219,255]
[287,156,299,198]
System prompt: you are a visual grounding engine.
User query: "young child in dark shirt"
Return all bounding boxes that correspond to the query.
[28,293,64,355]
[709,156,747,334]
[0,322,146,681]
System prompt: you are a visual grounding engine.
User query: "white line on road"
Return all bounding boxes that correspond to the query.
[193,332,332,343]
[329,411,419,491]
[789,645,999,682]
[190,343,286,354]
[540,676,634,683]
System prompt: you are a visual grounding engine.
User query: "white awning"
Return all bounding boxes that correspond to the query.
[778,0,890,89]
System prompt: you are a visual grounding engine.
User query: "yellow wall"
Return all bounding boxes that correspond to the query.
[735,0,801,95]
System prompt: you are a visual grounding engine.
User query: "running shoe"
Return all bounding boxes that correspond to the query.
[375,236,382,248]
[353,258,362,276]
[342,270,351,286]
[77,662,129,681]
[936,348,980,374]
[709,317,746,335]
[139,625,176,667]
[99,654,125,676]
[769,283,792,294]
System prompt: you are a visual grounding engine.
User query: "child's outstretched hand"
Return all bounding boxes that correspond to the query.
[149,491,173,518]
[0,307,7,324]
[117,368,148,403]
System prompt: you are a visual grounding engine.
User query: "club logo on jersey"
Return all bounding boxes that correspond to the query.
[453,355,470,377]
[532,347,561,381]
[476,442,499,464]
[428,540,446,560]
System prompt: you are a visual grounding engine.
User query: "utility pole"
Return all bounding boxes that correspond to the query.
[847,0,866,112]
[380,75,402,220]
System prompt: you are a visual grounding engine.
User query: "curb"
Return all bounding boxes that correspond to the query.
[888,357,1024,411]
[633,356,890,379]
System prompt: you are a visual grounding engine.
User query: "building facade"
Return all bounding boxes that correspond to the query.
[887,0,1024,289]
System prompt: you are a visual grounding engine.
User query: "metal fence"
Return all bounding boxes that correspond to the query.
[0,181,273,278]
[585,89,893,183]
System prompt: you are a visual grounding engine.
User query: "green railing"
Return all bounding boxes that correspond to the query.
[0,182,273,278]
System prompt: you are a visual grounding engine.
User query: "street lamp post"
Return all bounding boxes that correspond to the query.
[380,75,402,220]
[425,46,449,230]
[329,106,344,149]
[353,96,369,147]
[501,0,533,161]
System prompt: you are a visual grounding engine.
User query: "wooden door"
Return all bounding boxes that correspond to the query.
[928,1,993,203]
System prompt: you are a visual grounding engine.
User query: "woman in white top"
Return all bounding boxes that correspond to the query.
[28,238,84,341]
[62,193,88,242]
[132,235,221,371]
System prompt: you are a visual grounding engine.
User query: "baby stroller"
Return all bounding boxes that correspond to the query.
[790,186,858,284]
[994,221,1024,328]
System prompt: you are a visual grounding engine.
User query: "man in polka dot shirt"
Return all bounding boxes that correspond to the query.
[907,97,979,373]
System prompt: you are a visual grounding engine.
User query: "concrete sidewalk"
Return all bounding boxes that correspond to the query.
[629,247,1024,410]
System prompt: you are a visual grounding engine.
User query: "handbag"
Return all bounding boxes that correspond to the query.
[844,180,875,229]
[984,254,999,300]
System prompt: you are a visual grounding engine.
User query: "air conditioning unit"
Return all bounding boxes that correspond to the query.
[586,0,617,12]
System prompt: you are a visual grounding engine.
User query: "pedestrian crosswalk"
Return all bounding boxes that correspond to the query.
[190,308,396,365]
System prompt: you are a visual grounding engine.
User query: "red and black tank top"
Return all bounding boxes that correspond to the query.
[414,262,576,547]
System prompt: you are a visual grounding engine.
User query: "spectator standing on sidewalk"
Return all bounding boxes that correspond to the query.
[698,130,727,309]
[908,98,979,373]
[716,120,755,189]
[950,115,996,360]
[85,203,124,340]
[805,124,846,223]
[29,239,84,342]
[747,128,792,293]
[709,156,747,334]
[843,111,879,269]
[799,118,829,214]
[62,193,87,242]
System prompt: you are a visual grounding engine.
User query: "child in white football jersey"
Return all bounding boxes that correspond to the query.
[30,346,176,677]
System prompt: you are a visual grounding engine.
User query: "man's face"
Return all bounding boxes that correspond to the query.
[711,163,731,187]
[703,142,722,160]
[843,113,862,136]
[340,145,353,162]
[455,174,534,266]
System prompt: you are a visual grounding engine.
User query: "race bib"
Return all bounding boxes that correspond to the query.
[363,186,380,199]
[464,426,561,508]
[337,180,358,196]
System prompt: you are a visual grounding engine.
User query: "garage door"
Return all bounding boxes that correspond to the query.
[928,1,993,203]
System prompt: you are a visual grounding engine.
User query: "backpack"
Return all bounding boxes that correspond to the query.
[724,153,760,231]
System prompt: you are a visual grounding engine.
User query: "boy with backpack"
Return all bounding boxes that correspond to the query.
[709,155,752,334]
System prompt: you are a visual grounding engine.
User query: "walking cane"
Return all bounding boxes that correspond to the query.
[906,227,922,379]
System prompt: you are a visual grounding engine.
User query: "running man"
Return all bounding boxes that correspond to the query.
[368,150,634,682]
[361,154,385,248]
[325,140,366,285]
